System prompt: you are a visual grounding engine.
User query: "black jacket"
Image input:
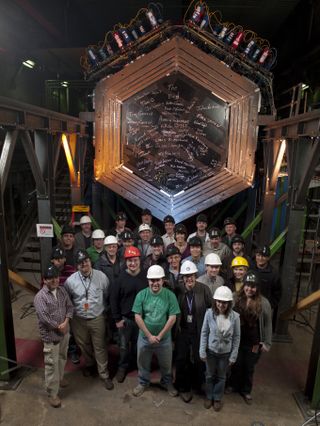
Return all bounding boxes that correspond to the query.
[110,269,148,322]
[175,282,212,337]
[94,252,124,285]
[252,261,281,309]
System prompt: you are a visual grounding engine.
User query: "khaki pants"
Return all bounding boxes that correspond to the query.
[72,314,109,379]
[43,333,69,397]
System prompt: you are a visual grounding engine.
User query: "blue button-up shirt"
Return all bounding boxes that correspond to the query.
[64,269,109,319]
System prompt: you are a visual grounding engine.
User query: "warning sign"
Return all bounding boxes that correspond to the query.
[36,224,54,238]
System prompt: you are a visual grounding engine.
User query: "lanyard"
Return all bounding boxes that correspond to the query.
[79,271,92,300]
[186,292,194,314]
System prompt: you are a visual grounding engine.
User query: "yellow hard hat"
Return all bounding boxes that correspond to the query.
[231,256,249,268]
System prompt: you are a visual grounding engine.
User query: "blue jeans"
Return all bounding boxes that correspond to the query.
[137,334,173,386]
[205,350,230,401]
[118,317,139,371]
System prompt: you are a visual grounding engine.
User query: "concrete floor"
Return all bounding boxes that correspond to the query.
[0,278,313,426]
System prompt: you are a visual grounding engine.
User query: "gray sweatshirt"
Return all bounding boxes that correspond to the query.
[199,308,241,363]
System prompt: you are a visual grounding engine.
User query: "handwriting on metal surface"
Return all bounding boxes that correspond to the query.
[122,73,228,195]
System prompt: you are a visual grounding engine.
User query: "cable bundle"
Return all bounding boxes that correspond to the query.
[80,3,163,74]
[184,0,277,70]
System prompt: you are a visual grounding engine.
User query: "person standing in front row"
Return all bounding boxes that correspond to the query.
[174,260,212,403]
[132,265,180,397]
[199,286,240,411]
[64,250,114,390]
[110,246,148,383]
[228,271,272,404]
[34,265,73,408]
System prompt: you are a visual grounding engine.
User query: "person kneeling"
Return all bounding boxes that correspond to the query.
[199,286,240,411]
[132,265,180,397]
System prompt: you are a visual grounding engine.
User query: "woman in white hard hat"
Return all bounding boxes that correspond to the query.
[199,286,240,411]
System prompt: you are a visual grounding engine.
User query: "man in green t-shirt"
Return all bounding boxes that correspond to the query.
[132,265,180,397]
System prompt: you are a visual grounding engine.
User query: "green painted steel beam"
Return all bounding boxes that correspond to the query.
[270,228,288,257]
[241,210,263,240]
[52,217,62,239]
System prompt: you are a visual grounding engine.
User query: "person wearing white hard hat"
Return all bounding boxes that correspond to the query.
[86,229,105,264]
[137,223,153,259]
[132,265,180,397]
[197,253,225,296]
[199,286,240,411]
[174,260,212,403]
[75,215,93,250]
[95,235,124,285]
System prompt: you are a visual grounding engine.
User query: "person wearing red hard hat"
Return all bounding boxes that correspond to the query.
[110,246,148,383]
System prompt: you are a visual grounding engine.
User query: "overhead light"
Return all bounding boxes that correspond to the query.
[173,190,185,198]
[160,189,171,197]
[22,59,35,69]
[121,165,133,174]
[61,81,69,87]
[301,83,309,91]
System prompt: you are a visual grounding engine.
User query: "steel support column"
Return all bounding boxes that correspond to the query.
[260,139,281,244]
[0,177,16,381]
[276,137,320,338]
[34,131,53,274]
[0,130,18,194]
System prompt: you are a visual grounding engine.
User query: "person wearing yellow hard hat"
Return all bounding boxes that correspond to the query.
[228,256,249,293]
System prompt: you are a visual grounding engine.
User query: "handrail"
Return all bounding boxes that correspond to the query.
[8,270,38,294]
[241,210,263,239]
[280,289,320,320]
[270,227,288,257]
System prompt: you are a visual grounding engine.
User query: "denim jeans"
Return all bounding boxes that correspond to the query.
[205,350,230,401]
[137,334,173,386]
[118,317,139,371]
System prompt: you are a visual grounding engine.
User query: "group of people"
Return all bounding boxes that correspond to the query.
[34,208,281,410]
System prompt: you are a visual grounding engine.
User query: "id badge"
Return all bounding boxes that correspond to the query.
[83,302,89,311]
[187,314,193,323]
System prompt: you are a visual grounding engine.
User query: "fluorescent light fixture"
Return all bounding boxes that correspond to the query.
[61,81,69,87]
[22,59,35,69]
[173,190,185,198]
[122,165,133,174]
[301,83,309,91]
[160,189,171,197]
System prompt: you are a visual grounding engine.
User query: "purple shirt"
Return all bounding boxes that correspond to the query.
[34,285,73,343]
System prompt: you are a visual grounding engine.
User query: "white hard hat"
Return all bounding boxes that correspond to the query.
[180,260,198,275]
[104,235,118,245]
[213,286,233,301]
[92,229,105,239]
[147,265,165,279]
[80,215,92,225]
[205,253,222,265]
[139,223,151,233]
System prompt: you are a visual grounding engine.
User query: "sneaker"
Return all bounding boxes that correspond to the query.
[204,399,212,409]
[48,396,61,408]
[180,392,193,403]
[104,378,114,390]
[60,378,69,388]
[242,393,252,405]
[160,383,178,397]
[70,352,80,365]
[116,368,126,383]
[132,384,146,397]
[213,400,223,411]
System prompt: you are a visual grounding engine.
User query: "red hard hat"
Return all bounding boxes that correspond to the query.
[124,246,141,258]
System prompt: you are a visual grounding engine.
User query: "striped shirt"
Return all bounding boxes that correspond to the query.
[34,286,73,343]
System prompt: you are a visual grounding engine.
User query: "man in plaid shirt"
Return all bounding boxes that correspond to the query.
[34,265,73,408]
